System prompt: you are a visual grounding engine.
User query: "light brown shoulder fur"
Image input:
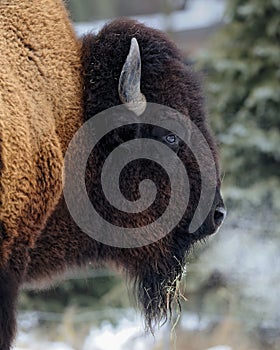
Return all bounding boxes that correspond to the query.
[0,0,83,267]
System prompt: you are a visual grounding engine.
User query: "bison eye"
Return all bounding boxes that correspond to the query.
[164,133,178,145]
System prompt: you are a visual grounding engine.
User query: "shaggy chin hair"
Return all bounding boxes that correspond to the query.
[125,219,212,329]
[134,260,185,330]
[117,231,195,330]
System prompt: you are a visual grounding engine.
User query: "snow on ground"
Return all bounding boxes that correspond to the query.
[15,310,212,350]
[82,318,154,350]
[74,0,225,36]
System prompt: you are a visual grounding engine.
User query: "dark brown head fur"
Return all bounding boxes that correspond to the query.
[78,19,225,328]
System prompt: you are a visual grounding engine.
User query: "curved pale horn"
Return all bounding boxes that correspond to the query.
[118,38,147,116]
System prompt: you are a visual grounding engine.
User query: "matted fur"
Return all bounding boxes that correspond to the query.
[0,1,83,348]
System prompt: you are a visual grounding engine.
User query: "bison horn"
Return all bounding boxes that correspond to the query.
[118,38,147,116]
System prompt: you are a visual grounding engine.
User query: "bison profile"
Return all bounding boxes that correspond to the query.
[0,1,225,349]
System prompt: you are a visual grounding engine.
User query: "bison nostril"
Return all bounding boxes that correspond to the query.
[214,206,226,227]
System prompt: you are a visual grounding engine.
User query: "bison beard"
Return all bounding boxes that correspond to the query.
[132,248,186,330]
[130,218,208,330]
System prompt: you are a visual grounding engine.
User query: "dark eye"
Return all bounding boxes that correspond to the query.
[165,133,178,145]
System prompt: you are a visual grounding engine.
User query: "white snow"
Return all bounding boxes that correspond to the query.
[82,318,154,350]
[14,310,213,350]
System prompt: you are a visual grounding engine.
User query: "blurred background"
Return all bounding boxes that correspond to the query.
[16,0,280,349]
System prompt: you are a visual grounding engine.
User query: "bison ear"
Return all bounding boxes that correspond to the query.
[118,38,147,116]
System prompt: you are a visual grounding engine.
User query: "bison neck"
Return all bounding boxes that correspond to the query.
[24,196,104,287]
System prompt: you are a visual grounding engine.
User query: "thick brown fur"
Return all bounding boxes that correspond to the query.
[0,0,83,348]
[0,8,224,350]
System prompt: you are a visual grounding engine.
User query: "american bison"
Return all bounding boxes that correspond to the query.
[0,1,226,349]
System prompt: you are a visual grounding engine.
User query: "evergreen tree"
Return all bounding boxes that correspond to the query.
[204,0,280,210]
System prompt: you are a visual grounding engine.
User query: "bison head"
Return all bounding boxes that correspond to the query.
[69,19,226,329]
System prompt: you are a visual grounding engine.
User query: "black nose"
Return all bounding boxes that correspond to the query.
[213,206,226,228]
